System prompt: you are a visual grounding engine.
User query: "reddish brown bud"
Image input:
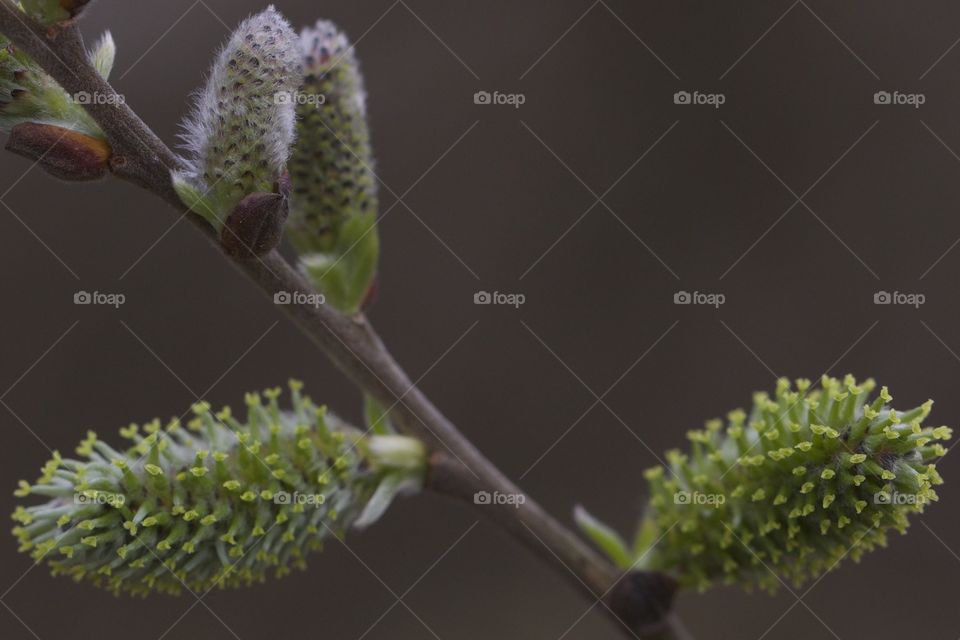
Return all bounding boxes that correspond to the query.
[5,122,110,181]
[607,571,677,634]
[221,191,289,258]
[57,0,94,19]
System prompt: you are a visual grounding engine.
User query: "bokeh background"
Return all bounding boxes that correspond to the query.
[3,1,960,638]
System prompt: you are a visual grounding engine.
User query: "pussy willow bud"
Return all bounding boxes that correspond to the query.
[173,6,302,256]
[577,375,950,592]
[11,381,426,595]
[287,20,379,314]
[87,31,115,80]
[0,35,101,137]
[0,33,113,180]
[19,0,95,25]
[6,121,109,180]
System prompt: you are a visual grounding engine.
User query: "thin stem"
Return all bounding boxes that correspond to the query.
[0,5,680,637]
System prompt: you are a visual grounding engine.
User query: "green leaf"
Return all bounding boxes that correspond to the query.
[355,472,419,529]
[364,394,393,435]
[301,212,379,314]
[171,171,221,229]
[574,505,632,569]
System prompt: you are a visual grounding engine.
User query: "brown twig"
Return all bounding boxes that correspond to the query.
[0,4,683,637]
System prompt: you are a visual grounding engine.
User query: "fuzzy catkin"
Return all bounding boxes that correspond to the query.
[282,20,380,314]
[12,382,425,596]
[288,19,378,254]
[633,376,950,591]
[175,6,302,229]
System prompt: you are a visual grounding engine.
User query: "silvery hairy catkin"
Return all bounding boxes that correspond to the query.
[288,20,378,253]
[286,20,380,314]
[173,6,302,256]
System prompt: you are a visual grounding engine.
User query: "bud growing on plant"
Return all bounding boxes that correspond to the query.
[0,33,114,180]
[11,381,426,595]
[0,35,102,137]
[577,376,950,592]
[87,31,115,80]
[287,20,379,314]
[6,122,109,180]
[19,0,95,25]
[221,189,288,258]
[173,6,302,257]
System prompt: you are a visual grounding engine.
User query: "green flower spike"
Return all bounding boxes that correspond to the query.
[11,381,426,596]
[19,0,95,25]
[576,375,951,592]
[287,20,380,315]
[173,6,303,257]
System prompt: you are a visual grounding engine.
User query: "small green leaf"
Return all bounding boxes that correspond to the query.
[574,505,632,569]
[301,212,379,314]
[364,394,393,435]
[354,472,420,529]
[172,172,220,229]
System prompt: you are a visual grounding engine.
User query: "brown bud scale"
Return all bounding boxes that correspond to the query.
[5,122,110,181]
[221,190,289,258]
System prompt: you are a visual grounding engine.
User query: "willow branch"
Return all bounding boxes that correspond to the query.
[0,5,680,637]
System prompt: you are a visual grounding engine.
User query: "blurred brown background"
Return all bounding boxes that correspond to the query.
[3,1,960,638]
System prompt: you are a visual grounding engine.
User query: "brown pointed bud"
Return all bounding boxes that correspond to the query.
[60,0,94,16]
[19,0,95,24]
[221,190,289,258]
[607,571,677,634]
[5,122,110,181]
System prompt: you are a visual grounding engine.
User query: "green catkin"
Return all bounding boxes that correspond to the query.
[11,382,426,596]
[578,376,950,592]
[287,20,380,314]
